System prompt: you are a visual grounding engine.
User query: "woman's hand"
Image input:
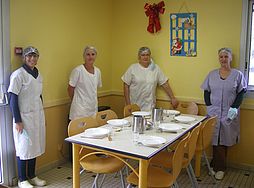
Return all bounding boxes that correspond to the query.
[171,98,179,109]
[15,122,24,133]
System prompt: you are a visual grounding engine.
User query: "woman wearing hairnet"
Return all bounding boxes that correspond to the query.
[201,48,247,180]
[68,46,102,120]
[121,46,178,111]
[8,46,46,188]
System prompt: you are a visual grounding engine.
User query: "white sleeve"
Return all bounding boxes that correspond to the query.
[8,71,22,95]
[97,69,102,88]
[157,66,168,85]
[69,67,79,87]
[121,65,133,85]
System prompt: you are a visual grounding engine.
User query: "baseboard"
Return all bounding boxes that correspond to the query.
[36,158,68,175]
[201,156,254,172]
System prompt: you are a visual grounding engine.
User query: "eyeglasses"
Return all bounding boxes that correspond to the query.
[26,54,39,58]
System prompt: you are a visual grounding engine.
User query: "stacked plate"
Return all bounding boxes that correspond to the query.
[82,128,110,139]
[139,136,166,147]
[163,110,181,116]
[174,115,196,123]
[107,119,129,127]
[132,111,151,117]
[159,123,183,132]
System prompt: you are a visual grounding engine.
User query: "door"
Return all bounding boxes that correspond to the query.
[0,0,17,186]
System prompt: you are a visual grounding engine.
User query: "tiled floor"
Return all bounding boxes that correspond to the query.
[10,161,254,188]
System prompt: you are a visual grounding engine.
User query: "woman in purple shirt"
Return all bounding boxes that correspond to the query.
[201,48,247,180]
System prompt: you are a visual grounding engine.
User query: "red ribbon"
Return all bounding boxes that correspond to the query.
[144,1,165,33]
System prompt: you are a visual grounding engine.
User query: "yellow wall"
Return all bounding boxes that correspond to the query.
[111,0,243,101]
[9,0,254,170]
[10,0,113,104]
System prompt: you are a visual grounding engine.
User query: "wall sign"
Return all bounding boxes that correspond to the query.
[170,13,197,57]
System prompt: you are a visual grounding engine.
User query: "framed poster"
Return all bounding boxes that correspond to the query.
[170,13,197,57]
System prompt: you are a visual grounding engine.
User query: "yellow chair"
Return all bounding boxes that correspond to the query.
[195,116,217,183]
[96,109,118,126]
[123,104,141,117]
[126,133,189,188]
[68,117,126,188]
[150,124,201,188]
[176,101,199,115]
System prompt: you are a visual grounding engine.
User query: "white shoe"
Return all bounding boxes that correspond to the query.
[18,180,34,188]
[215,171,225,180]
[29,176,47,186]
[209,167,216,176]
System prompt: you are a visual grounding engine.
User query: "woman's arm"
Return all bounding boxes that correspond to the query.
[161,81,178,108]
[67,84,75,100]
[9,92,24,133]
[231,89,245,108]
[123,83,131,105]
[204,90,212,106]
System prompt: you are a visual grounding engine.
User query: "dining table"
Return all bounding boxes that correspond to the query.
[65,113,206,188]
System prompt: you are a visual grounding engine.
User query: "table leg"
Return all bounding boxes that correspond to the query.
[139,159,148,188]
[195,150,202,177]
[73,143,80,188]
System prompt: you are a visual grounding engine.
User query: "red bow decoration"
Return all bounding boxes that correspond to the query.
[144,1,165,33]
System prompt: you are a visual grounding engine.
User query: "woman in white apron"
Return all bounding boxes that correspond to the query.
[8,47,46,188]
[68,46,102,121]
[121,47,178,111]
[201,48,247,180]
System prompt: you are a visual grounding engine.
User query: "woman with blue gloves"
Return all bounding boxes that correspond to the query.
[8,46,46,188]
[201,47,247,180]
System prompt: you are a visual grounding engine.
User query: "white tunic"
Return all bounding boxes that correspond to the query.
[69,65,102,120]
[121,63,168,111]
[8,67,45,160]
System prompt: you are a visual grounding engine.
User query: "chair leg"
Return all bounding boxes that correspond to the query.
[92,173,100,188]
[186,165,197,188]
[98,174,106,188]
[80,168,86,175]
[188,164,199,188]
[173,181,179,188]
[119,170,126,188]
[203,151,217,184]
[195,150,202,177]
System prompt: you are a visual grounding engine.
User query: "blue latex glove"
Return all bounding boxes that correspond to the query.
[227,107,238,120]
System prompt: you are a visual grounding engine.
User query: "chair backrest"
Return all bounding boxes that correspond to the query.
[196,116,217,151]
[185,123,201,165]
[96,109,118,126]
[172,133,189,181]
[176,101,199,115]
[68,117,99,137]
[123,104,141,117]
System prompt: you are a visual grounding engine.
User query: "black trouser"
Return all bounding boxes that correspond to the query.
[17,157,36,181]
[210,145,228,172]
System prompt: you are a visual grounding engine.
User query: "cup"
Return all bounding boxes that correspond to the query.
[132,115,146,134]
[152,108,163,129]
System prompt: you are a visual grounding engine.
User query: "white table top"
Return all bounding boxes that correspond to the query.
[65,114,206,160]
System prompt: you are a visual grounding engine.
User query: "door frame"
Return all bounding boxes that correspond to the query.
[0,0,17,186]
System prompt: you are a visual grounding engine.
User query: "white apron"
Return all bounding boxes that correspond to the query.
[8,68,45,160]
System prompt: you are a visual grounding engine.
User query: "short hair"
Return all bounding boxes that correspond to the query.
[83,46,97,56]
[218,47,232,55]
[138,47,151,56]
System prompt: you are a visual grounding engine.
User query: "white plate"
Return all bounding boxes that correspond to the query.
[140,136,166,147]
[174,116,196,123]
[159,123,183,132]
[163,110,181,115]
[107,119,129,127]
[132,111,151,116]
[83,128,110,138]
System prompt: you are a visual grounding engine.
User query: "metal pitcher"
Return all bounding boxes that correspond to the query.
[152,107,163,123]
[132,115,146,134]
